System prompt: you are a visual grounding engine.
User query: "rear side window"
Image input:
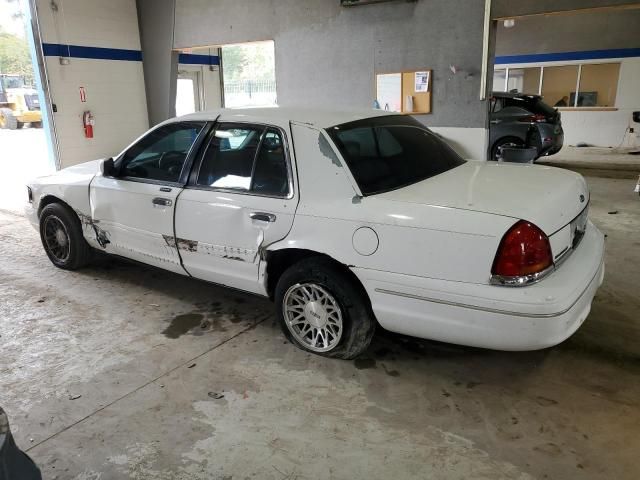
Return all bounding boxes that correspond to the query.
[195,124,290,196]
[196,126,262,189]
[327,115,465,196]
[120,122,205,183]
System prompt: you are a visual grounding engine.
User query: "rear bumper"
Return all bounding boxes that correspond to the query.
[353,220,604,351]
[538,124,563,157]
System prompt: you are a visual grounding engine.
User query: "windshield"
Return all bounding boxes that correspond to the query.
[326,115,465,196]
[2,76,25,89]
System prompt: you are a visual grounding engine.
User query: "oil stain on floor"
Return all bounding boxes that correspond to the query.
[162,313,205,339]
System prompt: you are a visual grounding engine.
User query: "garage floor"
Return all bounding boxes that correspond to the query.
[1,170,639,480]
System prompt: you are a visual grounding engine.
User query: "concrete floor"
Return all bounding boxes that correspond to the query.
[1,169,640,480]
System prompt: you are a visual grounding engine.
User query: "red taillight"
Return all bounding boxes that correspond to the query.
[519,114,546,123]
[492,221,553,278]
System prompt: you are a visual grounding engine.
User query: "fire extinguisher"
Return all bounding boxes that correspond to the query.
[83,111,94,138]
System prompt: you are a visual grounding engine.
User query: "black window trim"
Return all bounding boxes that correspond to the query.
[186,120,295,200]
[110,120,212,188]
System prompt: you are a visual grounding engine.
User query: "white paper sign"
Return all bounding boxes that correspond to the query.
[415,71,429,92]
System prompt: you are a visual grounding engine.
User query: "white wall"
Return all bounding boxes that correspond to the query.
[559,57,640,148]
[36,0,148,168]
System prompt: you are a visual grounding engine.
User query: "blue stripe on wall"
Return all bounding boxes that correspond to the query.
[42,43,142,61]
[495,47,640,65]
[178,53,220,66]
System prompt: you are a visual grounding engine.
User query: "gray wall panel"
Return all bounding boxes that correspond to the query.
[174,0,488,128]
[496,8,640,55]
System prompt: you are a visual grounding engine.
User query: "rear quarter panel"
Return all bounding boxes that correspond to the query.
[269,124,514,285]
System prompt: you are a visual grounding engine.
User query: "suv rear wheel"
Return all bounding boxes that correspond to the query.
[491,137,524,161]
[275,257,375,359]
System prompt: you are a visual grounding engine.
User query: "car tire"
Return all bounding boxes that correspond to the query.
[39,203,92,270]
[32,121,43,128]
[0,108,18,130]
[491,137,524,161]
[275,257,375,359]
[16,121,24,129]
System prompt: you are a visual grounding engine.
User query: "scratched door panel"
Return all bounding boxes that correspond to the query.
[90,176,186,274]
[174,188,296,295]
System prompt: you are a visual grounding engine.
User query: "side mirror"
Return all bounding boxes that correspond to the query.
[100,158,116,177]
[499,147,538,164]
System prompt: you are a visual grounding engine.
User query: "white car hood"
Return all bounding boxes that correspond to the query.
[35,159,103,184]
[375,161,588,234]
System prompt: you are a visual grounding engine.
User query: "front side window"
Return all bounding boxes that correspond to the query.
[195,124,289,196]
[120,122,204,183]
[327,115,465,196]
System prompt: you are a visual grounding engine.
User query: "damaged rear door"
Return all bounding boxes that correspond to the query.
[89,121,207,274]
[174,122,297,294]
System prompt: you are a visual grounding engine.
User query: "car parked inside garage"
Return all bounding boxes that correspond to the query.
[26,108,603,359]
[489,91,564,161]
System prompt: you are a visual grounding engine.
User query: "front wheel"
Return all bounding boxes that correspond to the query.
[275,257,375,359]
[39,203,92,270]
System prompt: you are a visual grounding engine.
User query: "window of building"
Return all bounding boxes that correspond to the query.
[493,69,506,92]
[541,65,579,107]
[507,67,541,95]
[493,62,620,108]
[577,63,620,107]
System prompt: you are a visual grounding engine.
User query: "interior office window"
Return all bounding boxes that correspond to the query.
[493,69,507,92]
[120,122,205,183]
[541,65,579,107]
[507,67,541,94]
[576,63,620,107]
[252,129,289,196]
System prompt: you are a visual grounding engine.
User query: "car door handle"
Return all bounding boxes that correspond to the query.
[249,212,276,222]
[152,197,173,207]
[490,119,501,124]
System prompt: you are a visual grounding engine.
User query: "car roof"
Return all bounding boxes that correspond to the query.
[172,106,398,129]
[492,91,541,100]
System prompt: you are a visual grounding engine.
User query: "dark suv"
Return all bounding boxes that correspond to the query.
[489,92,564,161]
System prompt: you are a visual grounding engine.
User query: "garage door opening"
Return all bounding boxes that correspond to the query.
[490,5,640,155]
[220,40,276,108]
[0,0,56,212]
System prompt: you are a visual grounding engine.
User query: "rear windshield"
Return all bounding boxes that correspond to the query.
[503,96,556,117]
[326,115,465,196]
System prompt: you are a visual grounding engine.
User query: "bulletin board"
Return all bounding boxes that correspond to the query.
[375,69,432,114]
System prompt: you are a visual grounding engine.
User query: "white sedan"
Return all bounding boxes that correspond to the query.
[26,108,605,359]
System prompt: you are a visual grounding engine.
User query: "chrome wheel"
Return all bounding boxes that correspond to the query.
[43,215,71,262]
[283,283,343,353]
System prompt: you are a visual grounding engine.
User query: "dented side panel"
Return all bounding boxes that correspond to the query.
[89,175,186,274]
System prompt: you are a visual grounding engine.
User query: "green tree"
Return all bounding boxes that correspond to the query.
[0,28,33,85]
[221,42,275,84]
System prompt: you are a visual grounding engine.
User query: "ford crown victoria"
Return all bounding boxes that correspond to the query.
[26,108,605,359]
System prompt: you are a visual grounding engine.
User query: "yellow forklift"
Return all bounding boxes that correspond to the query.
[0,74,42,129]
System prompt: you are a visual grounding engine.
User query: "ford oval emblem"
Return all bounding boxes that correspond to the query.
[579,194,585,203]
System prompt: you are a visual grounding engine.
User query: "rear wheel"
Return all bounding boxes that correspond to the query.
[0,108,18,130]
[275,257,375,359]
[491,136,524,161]
[32,121,43,128]
[39,203,92,270]
[16,121,24,129]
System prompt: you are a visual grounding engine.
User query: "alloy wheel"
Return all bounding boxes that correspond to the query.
[283,283,343,352]
[43,215,71,262]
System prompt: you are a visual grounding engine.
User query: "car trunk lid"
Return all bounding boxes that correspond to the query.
[375,161,588,235]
